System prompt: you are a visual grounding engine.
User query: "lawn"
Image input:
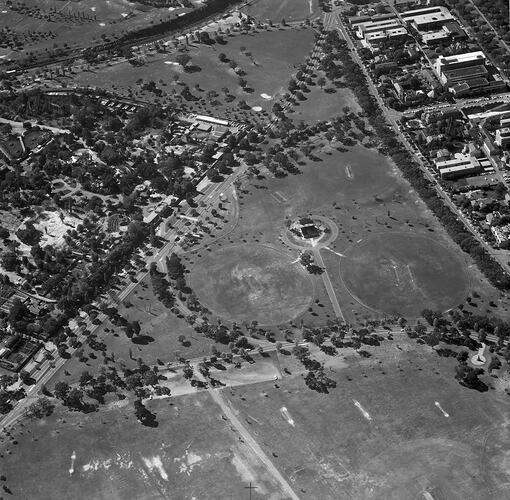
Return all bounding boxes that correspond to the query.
[0,0,192,61]
[340,232,471,316]
[240,0,320,22]
[190,243,315,325]
[73,26,316,112]
[3,333,510,499]
[225,337,510,499]
[186,144,508,324]
[289,85,361,124]
[0,391,284,500]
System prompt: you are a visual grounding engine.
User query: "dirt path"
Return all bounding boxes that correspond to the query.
[313,248,345,321]
[197,372,301,500]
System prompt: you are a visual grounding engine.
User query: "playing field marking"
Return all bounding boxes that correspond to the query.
[345,164,354,180]
[270,191,288,204]
[69,451,76,475]
[280,406,295,427]
[324,246,345,258]
[434,401,449,418]
[353,400,372,421]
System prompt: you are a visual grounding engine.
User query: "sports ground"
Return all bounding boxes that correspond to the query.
[1,335,509,499]
[73,26,316,114]
[190,244,314,325]
[185,144,489,325]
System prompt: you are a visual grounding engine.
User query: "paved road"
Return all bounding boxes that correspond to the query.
[333,13,510,276]
[0,163,249,432]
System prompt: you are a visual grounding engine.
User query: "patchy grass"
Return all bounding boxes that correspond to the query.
[241,0,320,22]
[0,0,192,62]
[226,337,510,499]
[0,392,285,500]
[73,26,316,113]
[4,334,510,499]
[187,144,508,324]
[190,243,315,325]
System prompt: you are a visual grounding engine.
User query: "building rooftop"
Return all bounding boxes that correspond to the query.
[400,6,447,19]
[437,51,486,66]
[443,65,488,80]
[422,31,449,42]
[411,11,454,27]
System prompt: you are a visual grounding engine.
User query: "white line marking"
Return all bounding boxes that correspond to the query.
[324,246,345,257]
[280,407,295,427]
[69,451,76,475]
[353,400,372,421]
[434,401,449,418]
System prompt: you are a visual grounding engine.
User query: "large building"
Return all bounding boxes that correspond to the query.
[495,128,510,148]
[400,6,454,31]
[348,13,408,50]
[434,152,484,180]
[434,51,486,76]
[434,52,507,96]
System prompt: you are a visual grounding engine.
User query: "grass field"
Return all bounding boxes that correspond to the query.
[48,275,221,387]
[228,338,510,499]
[289,85,361,123]
[190,243,315,325]
[0,0,193,61]
[186,144,505,324]
[240,0,320,22]
[73,26,316,112]
[2,335,510,499]
[0,391,285,500]
[341,232,471,316]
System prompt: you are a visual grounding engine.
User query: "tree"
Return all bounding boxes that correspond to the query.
[176,54,191,67]
[134,399,155,426]
[166,253,185,280]
[183,365,194,380]
[317,76,326,89]
[0,391,13,414]
[143,370,158,386]
[54,381,70,400]
[79,371,94,387]
[26,397,54,419]
[131,321,141,336]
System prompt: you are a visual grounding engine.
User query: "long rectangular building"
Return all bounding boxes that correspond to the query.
[400,6,454,31]
[435,51,486,76]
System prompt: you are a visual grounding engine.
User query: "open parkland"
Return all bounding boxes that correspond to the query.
[0,1,510,500]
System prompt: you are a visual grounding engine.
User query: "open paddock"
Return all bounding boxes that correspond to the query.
[241,0,320,22]
[73,27,316,112]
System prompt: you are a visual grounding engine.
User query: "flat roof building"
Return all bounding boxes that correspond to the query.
[400,6,454,31]
[435,51,486,75]
[434,153,482,180]
[496,128,510,148]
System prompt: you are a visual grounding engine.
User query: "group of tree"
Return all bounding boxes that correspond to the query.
[321,30,510,290]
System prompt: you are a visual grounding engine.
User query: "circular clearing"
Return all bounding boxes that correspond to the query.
[190,244,314,325]
[340,233,470,316]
